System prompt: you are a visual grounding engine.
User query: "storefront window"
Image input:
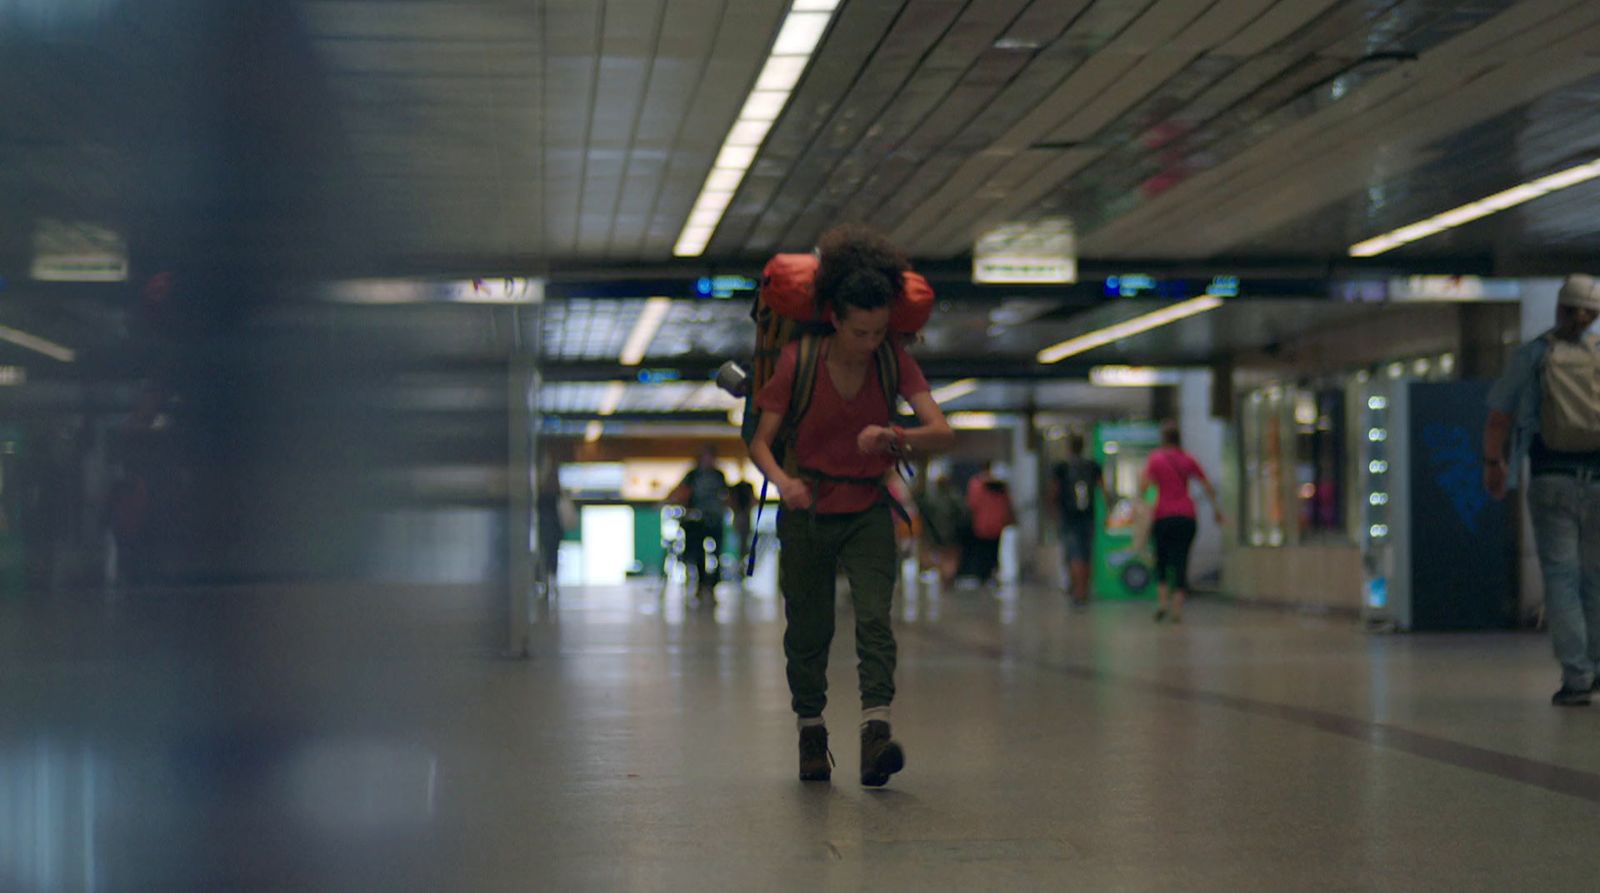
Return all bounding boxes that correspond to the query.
[1238,351,1454,548]
[1295,389,1344,538]
[1240,388,1288,547]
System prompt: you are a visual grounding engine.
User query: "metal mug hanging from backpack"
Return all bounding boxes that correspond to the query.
[715,360,749,398]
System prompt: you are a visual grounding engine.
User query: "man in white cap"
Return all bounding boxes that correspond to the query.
[1485,274,1600,705]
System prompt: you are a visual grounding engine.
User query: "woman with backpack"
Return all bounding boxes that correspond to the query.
[747,224,954,788]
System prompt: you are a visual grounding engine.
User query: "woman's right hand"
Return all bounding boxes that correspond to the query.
[777,476,813,510]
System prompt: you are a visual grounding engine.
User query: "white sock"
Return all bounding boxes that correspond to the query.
[860,706,891,729]
[797,715,826,731]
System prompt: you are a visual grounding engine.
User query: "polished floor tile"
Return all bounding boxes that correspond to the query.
[2,575,1597,892]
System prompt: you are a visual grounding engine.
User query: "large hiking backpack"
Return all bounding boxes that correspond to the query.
[739,252,934,465]
[1540,332,1600,452]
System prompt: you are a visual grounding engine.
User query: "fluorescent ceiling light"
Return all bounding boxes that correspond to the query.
[726,118,773,147]
[675,233,710,256]
[619,297,673,366]
[679,224,714,244]
[756,56,808,91]
[949,412,1000,431]
[773,11,830,55]
[0,324,76,363]
[30,255,128,282]
[598,381,627,416]
[739,90,790,123]
[705,168,745,192]
[1350,158,1600,257]
[715,144,758,171]
[1089,366,1182,387]
[688,209,723,228]
[930,379,980,403]
[585,421,604,443]
[674,2,841,257]
[694,190,735,213]
[1037,296,1224,364]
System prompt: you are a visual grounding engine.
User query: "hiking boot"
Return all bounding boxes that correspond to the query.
[798,725,833,782]
[1552,686,1592,707]
[859,720,905,788]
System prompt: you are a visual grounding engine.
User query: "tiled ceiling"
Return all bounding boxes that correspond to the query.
[3,1,1598,271]
[286,0,1598,268]
[2,0,1596,422]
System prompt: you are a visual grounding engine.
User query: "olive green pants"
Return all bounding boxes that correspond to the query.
[777,505,898,718]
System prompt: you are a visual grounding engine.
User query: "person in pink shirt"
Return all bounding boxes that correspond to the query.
[1139,421,1225,623]
[965,462,1015,586]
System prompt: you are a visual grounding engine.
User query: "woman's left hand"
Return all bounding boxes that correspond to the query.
[857,425,895,455]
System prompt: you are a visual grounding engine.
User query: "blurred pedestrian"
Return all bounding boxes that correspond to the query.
[1050,430,1114,606]
[670,445,728,602]
[965,462,1014,586]
[535,460,571,596]
[1140,421,1224,623]
[916,475,965,585]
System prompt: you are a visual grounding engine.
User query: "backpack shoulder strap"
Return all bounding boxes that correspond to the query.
[874,339,900,421]
[790,334,823,426]
[769,334,823,474]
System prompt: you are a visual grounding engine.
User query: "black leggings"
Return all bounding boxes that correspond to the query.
[1151,516,1198,590]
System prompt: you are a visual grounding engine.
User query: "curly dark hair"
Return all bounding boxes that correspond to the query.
[813,224,909,320]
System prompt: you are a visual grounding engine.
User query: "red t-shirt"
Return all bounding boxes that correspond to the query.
[965,473,1015,540]
[755,338,930,514]
[1145,447,1207,520]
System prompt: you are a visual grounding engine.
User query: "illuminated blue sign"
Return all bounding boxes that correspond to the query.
[636,368,682,384]
[695,275,758,299]
[1205,276,1240,297]
[1105,274,1159,298]
[1105,275,1242,299]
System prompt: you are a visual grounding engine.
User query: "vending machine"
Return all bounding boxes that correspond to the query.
[1359,379,1516,631]
[1092,421,1162,600]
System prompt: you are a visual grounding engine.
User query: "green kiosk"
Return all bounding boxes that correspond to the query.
[1090,420,1163,600]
